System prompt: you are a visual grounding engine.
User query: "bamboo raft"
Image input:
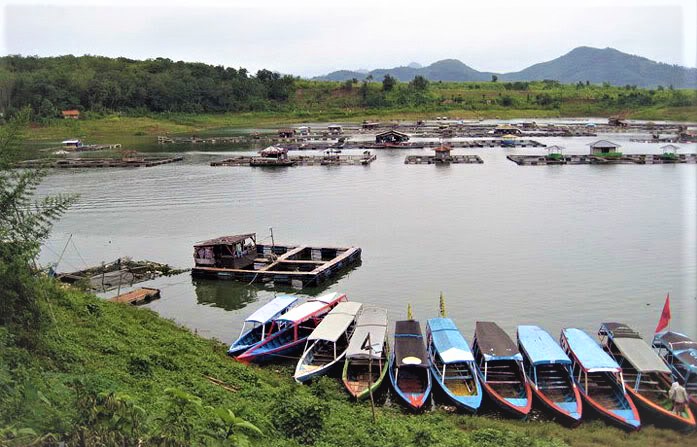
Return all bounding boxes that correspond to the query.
[507,153,697,165]
[109,287,161,305]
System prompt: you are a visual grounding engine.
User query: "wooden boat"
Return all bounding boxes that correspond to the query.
[517,325,582,425]
[598,322,696,431]
[342,307,390,400]
[426,318,482,413]
[472,321,532,418]
[236,292,347,364]
[561,328,640,430]
[652,331,697,413]
[389,320,432,411]
[294,302,363,383]
[227,295,299,356]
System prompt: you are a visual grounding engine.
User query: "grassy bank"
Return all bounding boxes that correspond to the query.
[1,279,693,446]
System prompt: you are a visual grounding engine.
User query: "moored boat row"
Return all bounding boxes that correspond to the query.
[226,293,696,432]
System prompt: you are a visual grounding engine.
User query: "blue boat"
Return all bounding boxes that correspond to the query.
[561,328,640,430]
[227,295,299,356]
[237,292,347,364]
[517,325,582,426]
[426,318,482,413]
[472,321,532,418]
[652,331,697,413]
[389,320,432,411]
[598,323,695,431]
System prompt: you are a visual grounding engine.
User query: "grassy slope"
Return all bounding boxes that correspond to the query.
[1,281,693,446]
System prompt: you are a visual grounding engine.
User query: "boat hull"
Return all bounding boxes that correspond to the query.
[295,354,345,383]
[578,390,640,431]
[430,365,482,414]
[237,335,307,364]
[342,359,389,400]
[531,385,582,426]
[389,356,432,411]
[626,387,696,432]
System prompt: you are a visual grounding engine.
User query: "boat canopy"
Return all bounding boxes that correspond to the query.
[563,328,620,372]
[654,331,697,373]
[308,302,363,342]
[394,320,428,368]
[427,318,474,364]
[277,292,342,324]
[475,321,522,361]
[600,322,671,373]
[245,295,298,324]
[518,325,571,366]
[346,307,388,360]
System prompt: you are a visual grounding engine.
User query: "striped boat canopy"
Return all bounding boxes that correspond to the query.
[518,325,571,366]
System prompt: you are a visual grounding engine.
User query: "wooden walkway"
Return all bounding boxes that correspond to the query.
[17,156,184,169]
[508,153,697,165]
[109,287,161,305]
[405,155,483,164]
[211,154,376,167]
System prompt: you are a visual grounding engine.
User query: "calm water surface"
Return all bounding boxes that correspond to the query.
[38,129,697,344]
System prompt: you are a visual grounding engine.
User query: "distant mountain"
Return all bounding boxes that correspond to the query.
[407,62,422,69]
[313,47,697,88]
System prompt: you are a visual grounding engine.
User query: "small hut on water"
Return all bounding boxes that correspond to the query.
[278,128,295,138]
[589,140,621,155]
[327,124,343,135]
[433,145,452,162]
[375,130,410,144]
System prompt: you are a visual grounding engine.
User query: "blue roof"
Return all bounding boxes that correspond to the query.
[245,295,298,324]
[563,328,620,372]
[427,318,474,363]
[517,326,571,366]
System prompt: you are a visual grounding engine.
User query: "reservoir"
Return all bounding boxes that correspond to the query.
[37,127,697,344]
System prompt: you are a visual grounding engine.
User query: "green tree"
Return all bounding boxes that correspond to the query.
[0,109,75,344]
[382,74,396,92]
[491,74,498,82]
[409,75,429,91]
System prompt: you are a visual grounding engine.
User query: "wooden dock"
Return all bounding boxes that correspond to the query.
[211,153,376,167]
[192,244,362,287]
[17,156,184,169]
[507,153,697,166]
[405,154,483,164]
[109,287,161,305]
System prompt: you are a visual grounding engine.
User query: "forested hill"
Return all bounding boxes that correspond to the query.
[315,47,697,88]
[0,55,296,116]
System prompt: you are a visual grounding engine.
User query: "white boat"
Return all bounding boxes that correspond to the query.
[294,301,363,383]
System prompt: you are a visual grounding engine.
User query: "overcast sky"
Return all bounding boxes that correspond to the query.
[2,0,696,77]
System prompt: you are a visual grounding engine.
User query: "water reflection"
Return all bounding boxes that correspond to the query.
[193,279,259,311]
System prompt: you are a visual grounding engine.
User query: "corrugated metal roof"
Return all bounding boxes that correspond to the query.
[308,302,362,342]
[517,325,570,366]
[613,337,672,374]
[427,318,474,364]
[563,328,620,372]
[194,234,255,247]
[475,321,522,361]
[394,320,427,368]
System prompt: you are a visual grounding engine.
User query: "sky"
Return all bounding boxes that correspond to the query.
[1,0,696,77]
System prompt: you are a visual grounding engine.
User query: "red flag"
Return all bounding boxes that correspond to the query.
[655,294,671,333]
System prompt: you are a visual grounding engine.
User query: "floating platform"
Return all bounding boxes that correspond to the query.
[361,139,545,149]
[507,153,697,165]
[192,234,361,287]
[17,156,184,169]
[211,153,376,167]
[109,287,161,305]
[56,259,186,292]
[404,154,483,164]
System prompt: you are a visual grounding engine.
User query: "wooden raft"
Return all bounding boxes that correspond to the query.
[109,287,161,305]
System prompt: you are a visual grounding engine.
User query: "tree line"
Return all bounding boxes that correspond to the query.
[0,55,296,117]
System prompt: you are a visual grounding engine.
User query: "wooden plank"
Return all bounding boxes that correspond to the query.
[109,287,160,305]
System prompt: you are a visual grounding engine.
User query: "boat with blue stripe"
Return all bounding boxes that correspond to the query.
[599,323,695,431]
[389,320,432,411]
[652,331,697,413]
[560,328,640,430]
[227,295,299,357]
[472,322,532,418]
[517,325,582,425]
[236,292,347,364]
[426,318,482,413]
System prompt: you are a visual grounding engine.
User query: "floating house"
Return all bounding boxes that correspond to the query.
[251,146,294,166]
[327,124,343,135]
[492,124,522,135]
[259,146,289,159]
[61,110,80,120]
[362,121,380,130]
[62,139,83,148]
[296,126,311,135]
[278,128,295,138]
[434,145,452,162]
[661,144,679,155]
[546,145,564,159]
[375,130,410,144]
[191,233,362,287]
[589,140,621,155]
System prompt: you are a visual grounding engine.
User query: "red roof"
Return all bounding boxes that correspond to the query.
[62,110,80,116]
[434,145,452,152]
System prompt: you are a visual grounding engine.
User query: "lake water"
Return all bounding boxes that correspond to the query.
[38,127,697,345]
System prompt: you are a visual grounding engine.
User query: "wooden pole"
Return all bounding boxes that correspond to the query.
[367,333,376,423]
